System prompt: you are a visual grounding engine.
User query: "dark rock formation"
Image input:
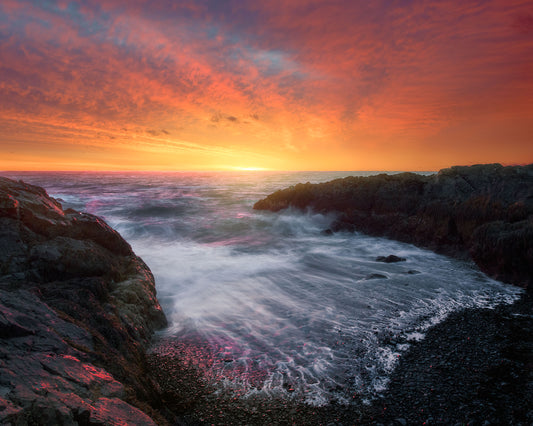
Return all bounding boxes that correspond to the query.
[0,177,167,425]
[254,163,533,289]
[376,255,406,263]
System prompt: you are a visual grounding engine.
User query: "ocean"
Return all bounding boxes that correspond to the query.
[4,171,522,406]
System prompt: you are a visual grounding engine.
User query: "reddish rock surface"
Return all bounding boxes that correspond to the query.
[0,177,167,425]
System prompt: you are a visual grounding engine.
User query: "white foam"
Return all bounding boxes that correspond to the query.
[405,332,425,342]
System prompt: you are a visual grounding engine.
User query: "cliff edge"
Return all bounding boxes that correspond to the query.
[0,177,167,424]
[254,163,533,289]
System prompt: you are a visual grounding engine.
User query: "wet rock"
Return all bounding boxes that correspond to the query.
[0,177,167,425]
[366,273,388,280]
[254,163,533,289]
[376,255,406,263]
[90,397,157,425]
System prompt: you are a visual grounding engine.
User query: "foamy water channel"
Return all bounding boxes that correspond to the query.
[6,171,523,406]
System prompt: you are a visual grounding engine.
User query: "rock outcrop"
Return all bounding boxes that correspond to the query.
[0,177,167,424]
[254,163,533,289]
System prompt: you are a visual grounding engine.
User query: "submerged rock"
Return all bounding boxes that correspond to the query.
[376,255,406,263]
[0,177,167,425]
[365,273,388,280]
[254,164,533,289]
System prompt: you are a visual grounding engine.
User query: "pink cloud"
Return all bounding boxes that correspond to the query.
[0,0,531,170]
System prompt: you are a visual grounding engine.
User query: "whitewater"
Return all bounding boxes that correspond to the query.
[5,171,522,406]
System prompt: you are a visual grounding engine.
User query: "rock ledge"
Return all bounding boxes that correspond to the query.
[0,177,167,425]
[254,163,533,288]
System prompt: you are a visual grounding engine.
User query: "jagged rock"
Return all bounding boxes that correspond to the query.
[0,177,167,425]
[254,164,533,289]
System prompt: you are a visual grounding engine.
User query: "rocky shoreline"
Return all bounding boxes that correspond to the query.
[254,163,533,289]
[1,167,532,425]
[151,164,533,425]
[0,177,167,424]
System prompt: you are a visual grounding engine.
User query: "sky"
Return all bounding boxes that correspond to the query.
[0,0,532,171]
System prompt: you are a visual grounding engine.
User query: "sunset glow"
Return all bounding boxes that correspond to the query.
[1,0,532,171]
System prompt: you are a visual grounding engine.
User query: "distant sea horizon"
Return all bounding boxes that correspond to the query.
[1,168,438,173]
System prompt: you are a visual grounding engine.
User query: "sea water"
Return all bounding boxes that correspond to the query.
[4,171,522,405]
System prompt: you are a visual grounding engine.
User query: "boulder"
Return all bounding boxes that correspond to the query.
[0,177,167,425]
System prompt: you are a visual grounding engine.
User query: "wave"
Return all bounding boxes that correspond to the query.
[137,211,522,406]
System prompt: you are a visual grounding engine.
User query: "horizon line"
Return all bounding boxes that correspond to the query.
[2,161,530,174]
[2,168,439,174]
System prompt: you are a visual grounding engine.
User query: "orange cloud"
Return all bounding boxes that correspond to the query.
[0,0,531,171]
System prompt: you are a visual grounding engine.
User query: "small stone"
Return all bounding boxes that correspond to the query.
[366,273,388,280]
[376,255,406,263]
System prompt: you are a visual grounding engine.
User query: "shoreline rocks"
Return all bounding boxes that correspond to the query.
[254,163,533,289]
[0,177,167,425]
[250,163,533,424]
[2,167,531,425]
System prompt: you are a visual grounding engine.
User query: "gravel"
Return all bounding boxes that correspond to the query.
[149,292,533,425]
[369,291,533,425]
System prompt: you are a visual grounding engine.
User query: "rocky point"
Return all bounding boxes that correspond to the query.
[254,163,533,289]
[0,177,167,425]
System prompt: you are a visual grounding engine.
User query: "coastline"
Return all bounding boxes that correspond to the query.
[1,168,531,424]
[254,163,533,289]
[245,163,533,424]
[368,290,533,425]
[148,292,532,425]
